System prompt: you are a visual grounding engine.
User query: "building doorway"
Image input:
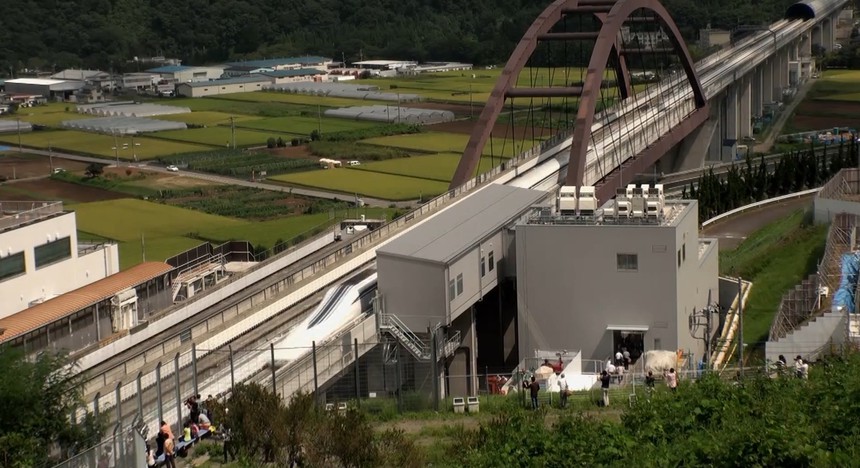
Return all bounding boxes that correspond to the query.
[612,330,645,363]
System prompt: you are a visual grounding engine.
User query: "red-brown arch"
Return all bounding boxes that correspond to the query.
[450,0,709,193]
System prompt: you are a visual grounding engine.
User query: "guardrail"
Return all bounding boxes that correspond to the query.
[701,188,820,228]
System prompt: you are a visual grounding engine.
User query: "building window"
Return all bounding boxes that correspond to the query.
[488,251,495,271]
[480,257,486,277]
[617,253,638,271]
[682,244,686,262]
[456,273,464,295]
[0,251,26,281]
[678,250,682,268]
[449,279,456,300]
[35,237,71,269]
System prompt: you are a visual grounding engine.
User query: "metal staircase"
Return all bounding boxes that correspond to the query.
[379,313,460,361]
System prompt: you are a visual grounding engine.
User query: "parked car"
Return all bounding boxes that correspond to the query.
[52,168,66,174]
[166,165,179,172]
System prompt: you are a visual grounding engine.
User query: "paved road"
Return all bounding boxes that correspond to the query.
[12,148,414,207]
[701,195,815,251]
[753,77,816,154]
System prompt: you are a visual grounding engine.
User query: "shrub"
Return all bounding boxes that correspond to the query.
[266,137,276,149]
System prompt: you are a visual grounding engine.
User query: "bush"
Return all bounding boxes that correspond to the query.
[291,138,300,147]
[266,137,276,149]
[322,123,423,142]
[308,141,408,161]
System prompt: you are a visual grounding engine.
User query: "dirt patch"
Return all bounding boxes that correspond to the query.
[0,153,89,179]
[102,167,221,190]
[0,178,127,203]
[792,100,860,131]
[428,120,555,139]
[791,115,860,132]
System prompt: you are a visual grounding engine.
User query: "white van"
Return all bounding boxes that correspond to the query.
[348,160,361,166]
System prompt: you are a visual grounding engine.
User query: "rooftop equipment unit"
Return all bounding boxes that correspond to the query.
[558,186,578,215]
[631,187,645,218]
[646,188,662,218]
[578,186,597,216]
[616,198,632,217]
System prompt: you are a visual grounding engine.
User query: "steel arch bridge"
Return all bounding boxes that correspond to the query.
[451,0,709,201]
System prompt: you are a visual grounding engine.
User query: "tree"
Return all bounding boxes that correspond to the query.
[310,129,321,141]
[0,346,104,467]
[85,163,104,178]
[266,137,276,148]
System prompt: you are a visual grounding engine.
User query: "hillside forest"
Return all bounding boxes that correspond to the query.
[1,0,799,74]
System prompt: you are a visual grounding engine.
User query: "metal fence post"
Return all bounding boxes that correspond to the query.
[312,341,319,403]
[395,345,402,413]
[174,353,182,431]
[191,343,199,397]
[229,345,235,392]
[431,330,439,412]
[115,382,122,425]
[353,338,360,406]
[155,362,163,425]
[270,343,277,395]
[136,372,143,419]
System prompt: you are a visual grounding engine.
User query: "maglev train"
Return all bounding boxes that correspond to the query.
[271,270,377,362]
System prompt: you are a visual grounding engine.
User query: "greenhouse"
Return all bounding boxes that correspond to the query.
[61,116,187,134]
[324,105,454,124]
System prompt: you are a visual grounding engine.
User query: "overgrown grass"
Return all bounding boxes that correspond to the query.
[307,141,409,161]
[271,168,448,200]
[719,209,828,349]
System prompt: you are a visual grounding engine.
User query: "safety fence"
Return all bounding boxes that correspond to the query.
[52,418,147,468]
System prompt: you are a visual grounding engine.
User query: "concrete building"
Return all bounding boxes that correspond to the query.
[51,69,117,90]
[4,78,84,100]
[262,68,326,84]
[176,76,271,98]
[222,64,274,77]
[147,65,226,83]
[121,73,157,91]
[699,28,732,48]
[224,56,333,74]
[515,188,719,365]
[0,201,119,320]
[376,184,548,396]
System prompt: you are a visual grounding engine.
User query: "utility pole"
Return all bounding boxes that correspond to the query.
[396,93,401,123]
[48,141,53,172]
[469,83,473,120]
[317,104,322,136]
[113,131,119,165]
[16,118,22,153]
[230,116,236,150]
[737,276,744,377]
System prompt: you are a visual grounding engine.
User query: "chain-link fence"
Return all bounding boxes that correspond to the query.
[52,418,148,468]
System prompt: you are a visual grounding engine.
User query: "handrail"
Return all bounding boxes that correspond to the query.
[701,188,820,228]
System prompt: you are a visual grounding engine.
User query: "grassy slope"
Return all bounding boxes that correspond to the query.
[719,210,828,349]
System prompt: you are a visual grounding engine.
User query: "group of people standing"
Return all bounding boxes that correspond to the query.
[145,394,216,467]
[776,354,810,379]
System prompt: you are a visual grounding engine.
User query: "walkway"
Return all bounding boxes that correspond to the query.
[11,148,414,207]
[753,77,817,154]
[701,195,815,251]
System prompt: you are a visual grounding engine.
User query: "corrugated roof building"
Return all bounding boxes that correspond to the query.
[376,184,547,331]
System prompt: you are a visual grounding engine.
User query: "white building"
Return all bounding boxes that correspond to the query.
[122,73,158,91]
[146,65,226,83]
[176,76,271,98]
[5,78,84,100]
[224,56,333,75]
[262,68,326,84]
[0,201,119,320]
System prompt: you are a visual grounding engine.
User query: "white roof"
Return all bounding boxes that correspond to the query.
[6,78,70,86]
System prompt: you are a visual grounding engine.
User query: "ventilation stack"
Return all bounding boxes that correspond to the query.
[578,186,597,216]
[557,186,578,216]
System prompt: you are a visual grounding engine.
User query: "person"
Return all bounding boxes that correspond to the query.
[198,411,212,430]
[800,359,810,380]
[645,371,656,392]
[615,350,624,367]
[146,443,156,467]
[795,356,805,379]
[559,374,569,408]
[163,432,176,468]
[160,420,174,442]
[606,360,616,377]
[182,421,192,443]
[155,432,165,458]
[223,424,236,463]
[622,348,631,368]
[97,448,110,468]
[528,376,540,410]
[600,370,611,407]
[665,368,678,392]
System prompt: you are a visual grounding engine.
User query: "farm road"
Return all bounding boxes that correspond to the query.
[15,148,414,207]
[701,195,815,251]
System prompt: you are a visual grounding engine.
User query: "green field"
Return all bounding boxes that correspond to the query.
[355,153,499,182]
[362,132,538,157]
[806,70,860,101]
[237,115,378,135]
[157,98,303,117]
[153,126,285,147]
[0,130,213,160]
[214,91,385,108]
[153,111,262,126]
[71,198,346,269]
[272,169,449,200]
[3,110,96,128]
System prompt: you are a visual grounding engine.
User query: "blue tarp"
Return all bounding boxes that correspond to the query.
[832,253,860,314]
